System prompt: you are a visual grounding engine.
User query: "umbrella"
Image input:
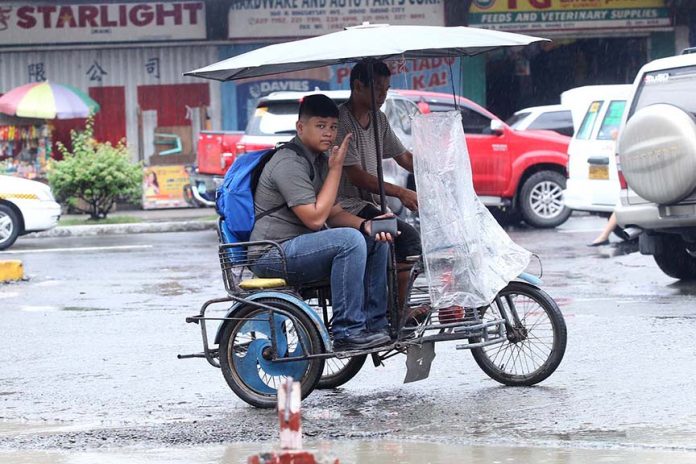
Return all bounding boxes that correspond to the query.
[0,81,100,119]
[185,24,545,81]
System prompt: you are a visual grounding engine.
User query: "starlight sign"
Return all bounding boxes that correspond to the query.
[0,1,206,44]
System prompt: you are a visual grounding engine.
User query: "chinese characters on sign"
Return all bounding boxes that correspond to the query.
[87,61,108,82]
[0,2,206,45]
[146,57,161,79]
[228,0,444,39]
[28,63,46,82]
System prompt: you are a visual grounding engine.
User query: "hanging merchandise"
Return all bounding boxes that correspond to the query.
[0,121,52,180]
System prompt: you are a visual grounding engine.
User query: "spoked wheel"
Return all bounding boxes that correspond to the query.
[470,282,567,386]
[316,355,367,389]
[219,298,324,408]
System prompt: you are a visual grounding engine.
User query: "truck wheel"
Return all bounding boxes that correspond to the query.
[0,204,20,250]
[519,171,571,228]
[653,237,696,280]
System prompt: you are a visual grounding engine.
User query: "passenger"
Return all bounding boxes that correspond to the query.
[250,94,394,351]
[336,59,423,314]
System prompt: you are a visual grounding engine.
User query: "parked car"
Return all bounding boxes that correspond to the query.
[614,51,696,279]
[563,85,632,216]
[506,104,574,137]
[397,90,571,228]
[0,175,61,250]
[193,89,571,228]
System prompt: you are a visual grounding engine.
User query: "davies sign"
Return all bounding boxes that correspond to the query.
[0,2,206,45]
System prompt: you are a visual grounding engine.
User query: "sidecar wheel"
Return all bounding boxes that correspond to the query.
[219,298,324,408]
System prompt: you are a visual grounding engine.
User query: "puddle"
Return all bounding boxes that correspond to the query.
[61,306,109,312]
[141,282,199,297]
[0,441,695,464]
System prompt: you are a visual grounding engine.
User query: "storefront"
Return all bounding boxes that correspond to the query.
[0,1,220,170]
[221,0,466,131]
[468,0,675,118]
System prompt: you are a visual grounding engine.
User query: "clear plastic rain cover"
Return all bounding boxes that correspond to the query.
[412,111,532,308]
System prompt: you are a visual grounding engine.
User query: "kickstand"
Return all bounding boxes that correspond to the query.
[371,353,383,367]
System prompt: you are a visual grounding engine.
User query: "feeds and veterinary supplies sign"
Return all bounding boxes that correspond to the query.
[470,0,671,32]
[0,2,205,44]
[228,0,444,40]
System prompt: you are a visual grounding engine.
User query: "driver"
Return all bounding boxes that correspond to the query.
[335,59,423,315]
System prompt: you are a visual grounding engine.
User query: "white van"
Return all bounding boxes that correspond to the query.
[562,85,632,214]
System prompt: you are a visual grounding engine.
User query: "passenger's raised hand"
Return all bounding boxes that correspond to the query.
[329,133,353,170]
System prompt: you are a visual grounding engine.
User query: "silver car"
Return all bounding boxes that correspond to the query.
[615,51,696,279]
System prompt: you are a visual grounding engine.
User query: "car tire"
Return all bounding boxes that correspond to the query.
[518,171,572,228]
[653,237,696,280]
[0,204,20,250]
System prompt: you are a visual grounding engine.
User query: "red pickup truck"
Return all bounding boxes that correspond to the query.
[189,90,571,228]
[186,130,244,206]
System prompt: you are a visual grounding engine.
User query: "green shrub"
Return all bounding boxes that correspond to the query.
[48,118,142,219]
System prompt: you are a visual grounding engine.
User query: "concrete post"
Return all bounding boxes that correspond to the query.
[247,378,339,464]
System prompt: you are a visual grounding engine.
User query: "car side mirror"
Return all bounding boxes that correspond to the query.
[417,101,431,114]
[490,119,504,135]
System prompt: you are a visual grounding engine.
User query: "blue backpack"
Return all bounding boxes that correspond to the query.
[215,142,313,244]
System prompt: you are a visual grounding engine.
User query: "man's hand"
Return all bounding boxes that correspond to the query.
[399,188,419,211]
[365,213,399,242]
[328,133,353,171]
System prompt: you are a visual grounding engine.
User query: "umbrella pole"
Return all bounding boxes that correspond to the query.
[367,60,399,339]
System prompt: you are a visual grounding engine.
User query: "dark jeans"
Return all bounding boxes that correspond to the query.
[358,204,422,262]
[253,228,389,339]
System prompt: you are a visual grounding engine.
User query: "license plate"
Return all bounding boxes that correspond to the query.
[589,165,609,180]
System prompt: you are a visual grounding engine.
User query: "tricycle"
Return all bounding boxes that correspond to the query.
[178,217,566,408]
[178,24,567,408]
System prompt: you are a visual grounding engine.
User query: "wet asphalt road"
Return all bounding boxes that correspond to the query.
[1,215,695,454]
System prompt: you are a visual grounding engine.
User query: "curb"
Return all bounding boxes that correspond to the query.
[0,260,24,282]
[27,220,217,238]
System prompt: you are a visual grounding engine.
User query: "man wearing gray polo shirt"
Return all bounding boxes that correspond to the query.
[251,94,394,351]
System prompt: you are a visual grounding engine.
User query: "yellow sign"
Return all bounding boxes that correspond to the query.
[470,0,671,31]
[472,0,666,13]
[143,165,191,210]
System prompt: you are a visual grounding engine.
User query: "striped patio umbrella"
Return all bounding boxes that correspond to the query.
[0,81,100,119]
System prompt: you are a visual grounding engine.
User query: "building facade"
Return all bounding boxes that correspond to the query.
[466,0,681,117]
[0,0,690,171]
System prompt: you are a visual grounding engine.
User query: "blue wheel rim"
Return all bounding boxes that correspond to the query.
[232,311,310,395]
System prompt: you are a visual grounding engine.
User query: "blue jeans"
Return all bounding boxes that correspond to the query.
[253,228,389,340]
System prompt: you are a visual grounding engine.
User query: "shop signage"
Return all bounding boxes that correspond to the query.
[228,0,444,40]
[469,0,671,32]
[0,1,206,45]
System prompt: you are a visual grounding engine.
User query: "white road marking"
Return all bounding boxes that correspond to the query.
[0,245,153,254]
